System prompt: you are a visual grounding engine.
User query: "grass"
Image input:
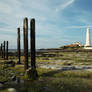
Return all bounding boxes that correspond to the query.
[1,64,92,92]
[1,76,92,92]
[1,51,92,92]
[36,51,92,65]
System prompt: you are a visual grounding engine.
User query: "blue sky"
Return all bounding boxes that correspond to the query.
[0,0,92,49]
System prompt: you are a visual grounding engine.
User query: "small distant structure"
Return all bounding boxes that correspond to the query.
[65,42,82,48]
[73,42,82,46]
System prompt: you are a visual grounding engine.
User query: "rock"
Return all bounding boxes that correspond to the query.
[10,72,15,75]
[0,83,3,88]
[0,80,8,84]
[20,73,24,76]
[43,87,49,91]
[40,87,50,91]
[61,66,76,70]
[4,61,15,67]
[11,75,16,81]
[26,68,38,79]
[82,66,92,69]
[8,88,17,92]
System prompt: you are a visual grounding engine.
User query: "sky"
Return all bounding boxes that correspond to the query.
[0,0,92,49]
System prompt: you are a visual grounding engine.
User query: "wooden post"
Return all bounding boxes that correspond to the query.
[23,17,28,70]
[17,28,21,64]
[26,18,38,79]
[0,46,1,56]
[6,41,8,60]
[0,46,1,57]
[1,43,3,58]
[3,41,5,59]
[0,45,1,57]
[31,19,36,68]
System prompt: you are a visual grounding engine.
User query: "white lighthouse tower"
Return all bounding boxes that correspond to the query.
[85,27,91,46]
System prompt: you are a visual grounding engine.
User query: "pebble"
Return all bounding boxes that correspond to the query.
[8,88,17,92]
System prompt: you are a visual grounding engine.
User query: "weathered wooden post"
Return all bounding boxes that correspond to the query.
[6,41,8,60]
[0,46,1,57]
[26,18,38,79]
[0,46,1,56]
[31,18,36,68]
[23,18,29,70]
[3,41,6,59]
[17,28,21,64]
[1,43,3,58]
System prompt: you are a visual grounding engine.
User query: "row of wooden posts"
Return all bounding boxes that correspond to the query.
[0,17,37,78]
[0,41,8,60]
[17,17,38,78]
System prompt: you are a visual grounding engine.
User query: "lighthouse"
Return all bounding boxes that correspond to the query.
[85,27,91,46]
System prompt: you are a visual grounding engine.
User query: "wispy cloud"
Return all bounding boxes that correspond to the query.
[56,0,75,12]
[0,0,92,48]
[68,26,92,29]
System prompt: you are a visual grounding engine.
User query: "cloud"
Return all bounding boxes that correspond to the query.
[68,26,92,29]
[56,0,75,12]
[0,0,91,49]
[0,2,12,14]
